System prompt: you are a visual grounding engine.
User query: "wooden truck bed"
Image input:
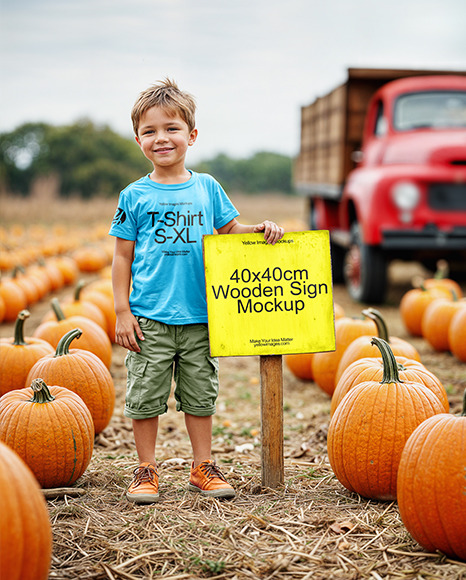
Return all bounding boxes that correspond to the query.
[294,67,465,198]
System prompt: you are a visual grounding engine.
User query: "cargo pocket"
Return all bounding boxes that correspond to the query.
[125,352,148,377]
[207,355,219,376]
[125,352,149,411]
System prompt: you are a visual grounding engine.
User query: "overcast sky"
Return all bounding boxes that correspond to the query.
[1,0,466,163]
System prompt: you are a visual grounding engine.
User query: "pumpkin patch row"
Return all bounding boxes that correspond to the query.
[0,264,117,579]
[0,277,117,474]
[285,301,465,561]
[0,298,116,433]
[400,274,466,362]
[0,221,114,324]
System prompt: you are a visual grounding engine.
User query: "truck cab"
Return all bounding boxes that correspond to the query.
[296,69,466,303]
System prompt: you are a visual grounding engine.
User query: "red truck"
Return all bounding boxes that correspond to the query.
[294,68,466,303]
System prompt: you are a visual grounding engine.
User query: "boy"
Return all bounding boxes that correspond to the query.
[109,78,284,504]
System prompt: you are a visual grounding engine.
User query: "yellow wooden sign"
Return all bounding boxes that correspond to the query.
[203,231,336,357]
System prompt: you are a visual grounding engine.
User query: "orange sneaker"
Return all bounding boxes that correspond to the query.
[126,462,160,504]
[188,460,235,498]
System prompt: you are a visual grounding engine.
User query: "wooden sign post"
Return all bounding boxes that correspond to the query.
[203,231,335,488]
[260,355,284,487]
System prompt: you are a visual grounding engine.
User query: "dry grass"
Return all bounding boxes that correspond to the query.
[44,352,466,580]
[0,191,307,229]
[1,194,466,579]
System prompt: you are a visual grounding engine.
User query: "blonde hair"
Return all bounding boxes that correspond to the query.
[131,78,196,135]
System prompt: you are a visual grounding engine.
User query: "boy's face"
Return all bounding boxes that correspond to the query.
[135,106,197,171]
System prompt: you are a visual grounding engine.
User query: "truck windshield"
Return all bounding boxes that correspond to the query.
[393,90,466,131]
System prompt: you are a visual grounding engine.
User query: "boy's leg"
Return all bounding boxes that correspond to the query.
[184,412,235,499]
[124,319,176,503]
[133,416,159,465]
[175,324,235,498]
[184,414,212,468]
[126,417,160,503]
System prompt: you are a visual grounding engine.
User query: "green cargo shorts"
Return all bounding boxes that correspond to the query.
[124,318,219,420]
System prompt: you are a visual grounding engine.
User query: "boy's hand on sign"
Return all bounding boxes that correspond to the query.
[254,220,285,245]
[115,311,144,352]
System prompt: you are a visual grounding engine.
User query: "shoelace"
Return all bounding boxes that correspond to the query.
[199,461,227,482]
[132,465,157,488]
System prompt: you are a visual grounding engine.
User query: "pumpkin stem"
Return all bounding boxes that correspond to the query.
[462,389,466,417]
[29,378,56,404]
[434,259,449,280]
[51,297,66,321]
[370,337,403,384]
[11,265,26,278]
[13,309,31,346]
[74,279,87,302]
[55,328,83,357]
[362,308,389,342]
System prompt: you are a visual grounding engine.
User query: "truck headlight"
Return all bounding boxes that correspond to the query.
[391,182,421,210]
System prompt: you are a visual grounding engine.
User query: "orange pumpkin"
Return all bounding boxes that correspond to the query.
[331,355,449,416]
[422,260,463,298]
[397,391,466,560]
[285,353,314,381]
[0,275,28,322]
[0,441,52,580]
[0,310,55,396]
[334,308,421,385]
[81,287,116,342]
[43,259,65,291]
[334,302,345,319]
[311,315,377,396]
[27,328,115,434]
[422,295,466,353]
[400,284,451,337]
[33,298,112,368]
[327,338,445,500]
[85,277,114,299]
[11,266,40,306]
[0,378,94,488]
[448,308,466,362]
[0,294,5,323]
[73,246,108,272]
[40,280,107,332]
[50,255,79,286]
[27,263,52,297]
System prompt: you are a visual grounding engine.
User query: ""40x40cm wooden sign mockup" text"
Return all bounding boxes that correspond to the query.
[203,230,336,357]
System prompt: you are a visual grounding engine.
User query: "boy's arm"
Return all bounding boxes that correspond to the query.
[217,218,284,244]
[112,237,144,352]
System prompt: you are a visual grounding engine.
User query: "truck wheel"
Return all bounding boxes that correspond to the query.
[344,223,387,303]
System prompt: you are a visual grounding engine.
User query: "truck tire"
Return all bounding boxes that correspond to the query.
[344,223,387,303]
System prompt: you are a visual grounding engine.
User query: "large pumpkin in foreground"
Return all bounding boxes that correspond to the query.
[327,338,445,500]
[397,392,466,561]
[331,355,449,416]
[0,378,94,488]
[0,440,52,580]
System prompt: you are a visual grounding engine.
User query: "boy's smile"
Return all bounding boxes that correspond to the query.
[136,106,197,182]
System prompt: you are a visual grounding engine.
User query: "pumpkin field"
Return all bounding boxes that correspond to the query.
[1,193,465,580]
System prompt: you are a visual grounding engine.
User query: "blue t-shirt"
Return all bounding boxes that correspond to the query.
[108,171,239,324]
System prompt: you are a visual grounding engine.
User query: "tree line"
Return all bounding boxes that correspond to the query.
[0,121,295,198]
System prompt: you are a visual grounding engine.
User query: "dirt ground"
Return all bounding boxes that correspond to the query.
[1,193,465,579]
